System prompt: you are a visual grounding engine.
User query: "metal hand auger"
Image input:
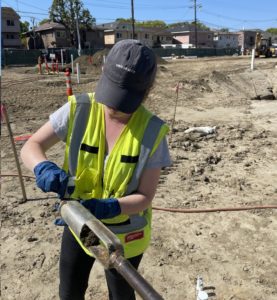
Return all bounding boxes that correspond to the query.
[60,201,164,300]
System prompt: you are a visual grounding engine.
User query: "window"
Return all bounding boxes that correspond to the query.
[145,34,149,39]
[7,20,15,26]
[6,34,15,39]
[56,31,66,38]
[116,33,122,38]
[208,35,211,39]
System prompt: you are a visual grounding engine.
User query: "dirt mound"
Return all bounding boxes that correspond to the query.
[73,54,93,65]
[70,49,110,75]
[91,48,110,67]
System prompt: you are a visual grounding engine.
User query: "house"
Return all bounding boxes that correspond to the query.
[24,22,104,50]
[214,32,240,49]
[99,21,172,48]
[170,26,214,48]
[82,27,105,50]
[24,22,71,49]
[237,30,257,53]
[1,7,22,48]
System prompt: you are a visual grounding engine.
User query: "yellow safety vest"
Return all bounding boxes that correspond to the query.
[63,93,169,258]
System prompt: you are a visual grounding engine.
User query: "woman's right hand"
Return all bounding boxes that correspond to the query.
[34,161,69,199]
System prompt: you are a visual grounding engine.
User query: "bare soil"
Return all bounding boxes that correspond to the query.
[1,55,277,300]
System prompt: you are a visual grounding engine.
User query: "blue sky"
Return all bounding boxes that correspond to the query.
[2,0,277,31]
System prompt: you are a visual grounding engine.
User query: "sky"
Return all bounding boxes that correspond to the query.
[2,0,277,31]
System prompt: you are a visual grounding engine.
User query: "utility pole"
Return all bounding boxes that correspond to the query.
[194,0,198,48]
[76,14,81,56]
[74,1,82,56]
[131,0,135,39]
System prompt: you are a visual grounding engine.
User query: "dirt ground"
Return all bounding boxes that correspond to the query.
[1,55,277,300]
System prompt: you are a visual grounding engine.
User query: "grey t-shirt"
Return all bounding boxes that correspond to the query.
[49,102,171,169]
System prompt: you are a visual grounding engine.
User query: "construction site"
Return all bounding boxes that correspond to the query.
[1,53,277,300]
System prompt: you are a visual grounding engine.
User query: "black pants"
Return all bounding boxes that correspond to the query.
[59,226,143,300]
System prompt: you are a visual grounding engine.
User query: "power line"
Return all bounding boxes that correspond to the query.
[84,0,192,9]
[201,8,277,23]
[5,0,49,12]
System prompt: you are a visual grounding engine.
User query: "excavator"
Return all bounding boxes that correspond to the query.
[255,32,276,58]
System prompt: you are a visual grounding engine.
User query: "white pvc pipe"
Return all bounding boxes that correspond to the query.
[71,54,74,74]
[251,48,255,71]
[61,49,64,68]
[76,62,80,84]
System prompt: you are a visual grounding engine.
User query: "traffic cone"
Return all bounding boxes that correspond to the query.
[65,68,73,96]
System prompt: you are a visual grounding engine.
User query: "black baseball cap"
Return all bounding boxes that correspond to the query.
[95,39,157,113]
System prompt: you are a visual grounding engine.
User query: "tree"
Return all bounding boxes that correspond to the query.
[115,18,166,28]
[136,20,166,28]
[39,19,51,25]
[219,28,229,32]
[266,28,277,34]
[49,0,95,47]
[167,21,210,30]
[116,18,132,23]
[20,21,30,35]
[167,22,190,28]
[20,21,30,48]
[191,21,210,31]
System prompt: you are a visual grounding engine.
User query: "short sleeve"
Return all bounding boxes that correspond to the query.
[145,137,171,169]
[49,102,70,142]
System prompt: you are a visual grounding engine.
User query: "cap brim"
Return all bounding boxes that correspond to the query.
[94,72,145,114]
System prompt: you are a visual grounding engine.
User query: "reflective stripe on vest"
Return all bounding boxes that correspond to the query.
[68,93,91,176]
[125,115,165,195]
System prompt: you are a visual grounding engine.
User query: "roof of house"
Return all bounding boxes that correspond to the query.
[214,32,240,35]
[99,21,171,35]
[169,25,212,33]
[2,7,20,19]
[34,22,104,33]
[34,22,66,32]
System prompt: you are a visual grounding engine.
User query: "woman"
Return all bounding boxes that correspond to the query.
[21,39,171,300]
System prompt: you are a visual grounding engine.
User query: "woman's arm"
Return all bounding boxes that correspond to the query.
[117,167,161,215]
[20,121,60,171]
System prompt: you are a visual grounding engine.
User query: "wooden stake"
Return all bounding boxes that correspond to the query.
[1,105,27,202]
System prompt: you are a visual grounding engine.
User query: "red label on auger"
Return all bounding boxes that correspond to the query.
[125,231,144,243]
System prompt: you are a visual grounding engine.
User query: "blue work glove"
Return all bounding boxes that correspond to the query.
[34,161,69,199]
[52,202,67,226]
[81,198,121,219]
[54,218,67,226]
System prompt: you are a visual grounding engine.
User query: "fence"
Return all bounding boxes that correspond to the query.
[2,47,239,66]
[153,47,239,57]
